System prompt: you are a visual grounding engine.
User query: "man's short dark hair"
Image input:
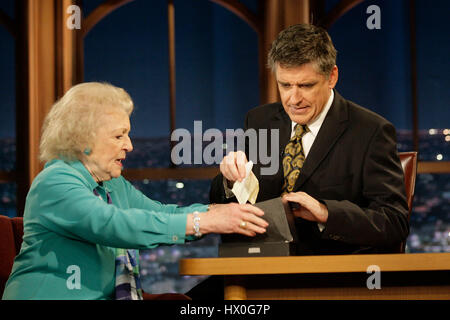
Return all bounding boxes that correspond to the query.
[268,24,337,75]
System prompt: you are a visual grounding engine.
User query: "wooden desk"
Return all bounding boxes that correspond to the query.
[179,253,450,300]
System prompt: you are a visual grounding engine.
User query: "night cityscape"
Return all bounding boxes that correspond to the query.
[0,128,449,294]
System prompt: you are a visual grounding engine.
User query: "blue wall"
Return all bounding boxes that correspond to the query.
[1,0,449,138]
[328,0,449,130]
[0,0,15,138]
[328,0,412,130]
[415,0,450,130]
[84,0,259,138]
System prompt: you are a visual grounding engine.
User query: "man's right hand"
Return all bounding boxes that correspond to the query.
[220,151,248,187]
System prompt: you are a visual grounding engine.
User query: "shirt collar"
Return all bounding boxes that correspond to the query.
[292,89,334,137]
[45,159,113,192]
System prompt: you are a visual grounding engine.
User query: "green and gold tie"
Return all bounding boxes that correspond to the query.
[282,124,309,195]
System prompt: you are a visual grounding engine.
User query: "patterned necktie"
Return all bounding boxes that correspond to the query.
[93,188,143,300]
[282,124,309,195]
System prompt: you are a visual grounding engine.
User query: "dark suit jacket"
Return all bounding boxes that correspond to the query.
[210,91,409,255]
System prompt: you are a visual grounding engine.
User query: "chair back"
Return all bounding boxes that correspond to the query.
[398,152,418,220]
[398,151,418,252]
[0,216,23,296]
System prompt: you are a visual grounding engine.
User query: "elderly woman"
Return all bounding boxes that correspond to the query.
[2,82,267,300]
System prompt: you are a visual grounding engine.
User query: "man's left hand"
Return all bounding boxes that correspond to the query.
[282,192,329,223]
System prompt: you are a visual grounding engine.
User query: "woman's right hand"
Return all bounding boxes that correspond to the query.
[191,203,268,237]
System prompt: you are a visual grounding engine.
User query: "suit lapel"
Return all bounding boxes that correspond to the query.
[271,105,292,150]
[266,104,291,182]
[294,91,350,190]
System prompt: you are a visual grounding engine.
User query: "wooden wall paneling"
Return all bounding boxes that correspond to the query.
[283,0,310,27]
[56,0,77,98]
[62,0,76,94]
[15,0,77,214]
[418,162,450,174]
[260,0,311,104]
[168,0,176,166]
[15,0,58,215]
[27,0,57,181]
[261,0,282,104]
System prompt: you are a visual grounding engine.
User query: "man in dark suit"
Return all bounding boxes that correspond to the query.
[210,23,409,255]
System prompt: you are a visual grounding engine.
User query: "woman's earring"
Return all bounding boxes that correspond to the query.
[83,148,91,156]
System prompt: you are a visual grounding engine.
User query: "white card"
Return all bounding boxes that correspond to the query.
[231,161,259,204]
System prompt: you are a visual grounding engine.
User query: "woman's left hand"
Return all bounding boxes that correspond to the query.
[187,203,268,237]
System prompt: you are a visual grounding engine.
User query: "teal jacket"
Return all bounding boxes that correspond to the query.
[2,160,207,300]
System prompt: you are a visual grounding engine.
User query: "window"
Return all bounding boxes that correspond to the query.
[0,0,16,217]
[83,0,259,293]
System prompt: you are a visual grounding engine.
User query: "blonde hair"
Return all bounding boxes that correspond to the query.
[40,82,134,162]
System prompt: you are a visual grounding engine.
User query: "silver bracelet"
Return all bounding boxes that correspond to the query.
[193,211,202,237]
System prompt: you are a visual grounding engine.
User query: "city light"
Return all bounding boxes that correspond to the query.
[175,182,184,189]
[436,154,443,161]
[429,129,438,135]
[445,136,450,142]
[443,129,450,135]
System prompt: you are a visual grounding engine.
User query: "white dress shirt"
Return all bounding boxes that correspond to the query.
[291,89,334,156]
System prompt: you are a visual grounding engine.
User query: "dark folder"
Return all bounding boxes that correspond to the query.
[218,197,298,257]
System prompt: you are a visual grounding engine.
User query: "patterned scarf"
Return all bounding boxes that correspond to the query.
[114,248,143,300]
[93,188,143,300]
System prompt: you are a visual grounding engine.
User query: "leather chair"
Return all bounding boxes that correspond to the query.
[0,215,19,296]
[0,215,189,300]
[398,151,418,252]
